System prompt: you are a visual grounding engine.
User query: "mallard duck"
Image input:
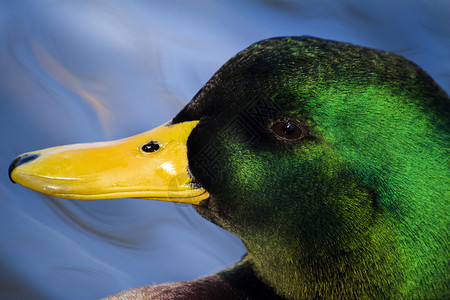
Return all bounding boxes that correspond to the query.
[9,37,449,299]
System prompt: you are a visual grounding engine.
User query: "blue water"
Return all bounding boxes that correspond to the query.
[1,1,449,299]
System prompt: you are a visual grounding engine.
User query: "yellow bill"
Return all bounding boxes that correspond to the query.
[9,121,209,204]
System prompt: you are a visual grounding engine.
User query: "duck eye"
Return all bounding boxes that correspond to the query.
[270,121,304,141]
[142,141,160,152]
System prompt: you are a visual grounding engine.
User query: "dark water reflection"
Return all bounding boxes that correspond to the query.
[1,0,448,299]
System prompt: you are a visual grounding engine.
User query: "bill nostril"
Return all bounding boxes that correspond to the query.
[8,154,40,183]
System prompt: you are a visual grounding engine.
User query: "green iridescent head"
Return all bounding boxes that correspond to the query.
[173,37,449,298]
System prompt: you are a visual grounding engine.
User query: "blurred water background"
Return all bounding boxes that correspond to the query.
[0,0,449,299]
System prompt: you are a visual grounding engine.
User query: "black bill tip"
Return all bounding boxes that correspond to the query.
[8,154,40,183]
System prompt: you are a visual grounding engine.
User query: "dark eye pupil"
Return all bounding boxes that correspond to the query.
[270,120,305,141]
[282,123,296,135]
[142,141,159,152]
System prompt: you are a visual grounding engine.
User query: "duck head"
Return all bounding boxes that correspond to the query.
[9,37,449,299]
